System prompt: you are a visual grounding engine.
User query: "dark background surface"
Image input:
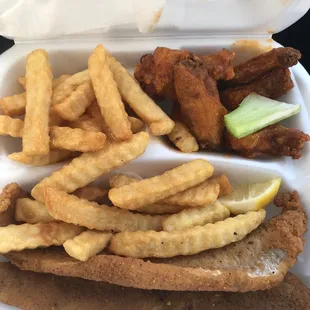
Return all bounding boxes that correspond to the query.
[0,9,309,71]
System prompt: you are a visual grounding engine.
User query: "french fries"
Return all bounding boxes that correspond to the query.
[23,49,53,155]
[52,70,89,105]
[162,201,230,231]
[53,82,95,121]
[162,182,220,207]
[44,187,165,232]
[52,74,72,89]
[209,174,233,197]
[73,186,108,203]
[15,198,55,224]
[8,150,74,166]
[68,115,103,132]
[63,230,112,262]
[109,174,187,214]
[168,121,199,153]
[110,209,266,258]
[0,93,26,117]
[0,222,83,254]
[107,54,175,136]
[0,115,24,137]
[89,45,132,141]
[50,126,106,152]
[128,116,145,134]
[109,160,214,210]
[32,132,149,202]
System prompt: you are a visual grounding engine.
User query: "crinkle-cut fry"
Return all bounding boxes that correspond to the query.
[73,186,108,204]
[0,183,26,227]
[0,93,26,117]
[18,77,26,89]
[137,204,187,215]
[8,150,74,166]
[162,200,230,232]
[109,175,186,214]
[44,187,165,232]
[0,115,24,137]
[0,222,84,254]
[109,159,214,210]
[68,115,103,132]
[64,230,112,262]
[107,54,175,136]
[128,116,145,133]
[31,132,149,202]
[0,76,71,117]
[162,182,220,207]
[52,70,89,105]
[110,209,266,258]
[23,49,53,155]
[168,121,199,153]
[209,174,233,197]
[53,81,95,121]
[88,45,132,141]
[50,126,106,152]
[15,198,55,224]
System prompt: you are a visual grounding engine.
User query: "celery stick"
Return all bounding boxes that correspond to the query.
[224,93,301,138]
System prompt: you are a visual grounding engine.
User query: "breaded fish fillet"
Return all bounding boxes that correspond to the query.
[7,191,307,292]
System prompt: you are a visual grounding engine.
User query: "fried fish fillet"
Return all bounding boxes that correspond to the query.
[7,191,307,292]
[220,68,294,110]
[226,47,301,87]
[225,125,310,159]
[134,47,235,100]
[0,264,309,310]
[174,59,227,150]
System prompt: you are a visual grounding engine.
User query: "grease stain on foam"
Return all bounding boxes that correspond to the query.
[231,40,273,65]
[148,8,164,32]
[247,249,286,277]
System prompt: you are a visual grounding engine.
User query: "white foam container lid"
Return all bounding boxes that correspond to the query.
[0,1,310,307]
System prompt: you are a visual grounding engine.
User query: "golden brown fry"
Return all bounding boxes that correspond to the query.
[63,230,112,262]
[0,222,83,254]
[109,175,186,214]
[15,198,54,224]
[68,115,104,132]
[110,209,266,258]
[53,81,95,121]
[162,201,230,231]
[107,54,174,136]
[89,45,132,141]
[52,70,89,105]
[109,159,214,210]
[162,181,219,207]
[31,132,149,202]
[52,74,72,89]
[168,121,199,153]
[8,150,74,166]
[44,187,165,232]
[50,126,106,152]
[0,93,26,117]
[18,77,26,89]
[209,174,233,197]
[23,49,53,155]
[73,186,108,204]
[0,115,24,137]
[128,116,145,133]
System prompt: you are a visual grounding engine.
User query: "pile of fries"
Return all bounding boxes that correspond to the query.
[0,45,174,166]
[0,155,266,262]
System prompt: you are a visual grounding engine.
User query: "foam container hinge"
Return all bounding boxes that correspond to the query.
[0,37,309,297]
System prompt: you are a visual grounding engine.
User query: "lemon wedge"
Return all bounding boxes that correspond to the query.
[219,178,281,215]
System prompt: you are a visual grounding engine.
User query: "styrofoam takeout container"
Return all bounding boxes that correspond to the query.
[0,1,310,307]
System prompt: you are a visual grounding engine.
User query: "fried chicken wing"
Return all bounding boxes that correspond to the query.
[220,68,294,110]
[226,47,301,87]
[225,125,310,159]
[174,59,227,150]
[134,47,235,100]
